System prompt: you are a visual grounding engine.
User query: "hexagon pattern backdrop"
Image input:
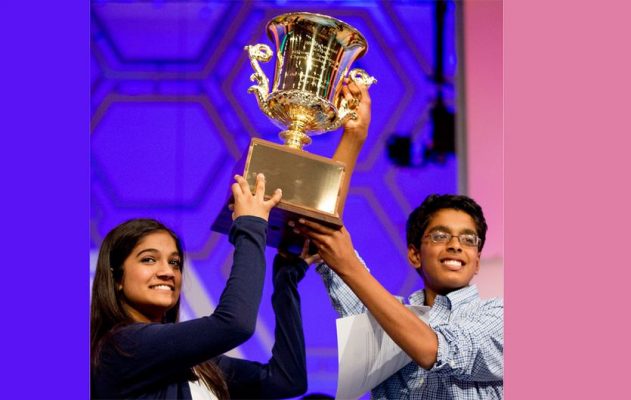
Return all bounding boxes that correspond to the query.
[90,1,459,397]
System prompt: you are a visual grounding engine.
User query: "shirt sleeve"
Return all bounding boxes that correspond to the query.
[429,299,504,382]
[315,251,369,317]
[216,254,308,399]
[99,216,269,396]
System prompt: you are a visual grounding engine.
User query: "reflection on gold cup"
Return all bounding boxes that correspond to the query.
[245,12,376,149]
[213,12,376,252]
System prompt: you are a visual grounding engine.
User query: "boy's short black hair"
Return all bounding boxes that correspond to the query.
[406,194,487,252]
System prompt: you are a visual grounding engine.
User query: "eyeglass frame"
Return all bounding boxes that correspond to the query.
[423,230,481,249]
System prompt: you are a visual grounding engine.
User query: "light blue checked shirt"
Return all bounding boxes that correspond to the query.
[316,261,503,400]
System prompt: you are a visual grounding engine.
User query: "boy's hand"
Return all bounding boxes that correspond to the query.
[341,78,371,142]
[293,219,359,276]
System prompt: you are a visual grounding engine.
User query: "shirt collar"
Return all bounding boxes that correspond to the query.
[408,285,480,308]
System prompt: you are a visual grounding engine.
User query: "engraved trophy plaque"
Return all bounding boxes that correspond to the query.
[212,12,376,251]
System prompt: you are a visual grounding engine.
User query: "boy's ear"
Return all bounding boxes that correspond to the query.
[407,245,421,268]
[473,252,481,275]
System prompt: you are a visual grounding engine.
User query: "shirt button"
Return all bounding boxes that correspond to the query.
[419,377,425,385]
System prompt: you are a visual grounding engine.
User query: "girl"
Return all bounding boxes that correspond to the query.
[90,174,308,399]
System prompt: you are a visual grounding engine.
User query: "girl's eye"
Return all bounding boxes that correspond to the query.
[141,257,156,263]
[170,259,182,268]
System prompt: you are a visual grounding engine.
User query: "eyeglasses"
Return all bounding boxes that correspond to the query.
[424,230,480,248]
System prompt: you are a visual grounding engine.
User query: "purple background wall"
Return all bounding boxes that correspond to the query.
[90,1,459,397]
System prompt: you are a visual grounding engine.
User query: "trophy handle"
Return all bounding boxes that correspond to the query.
[349,68,377,88]
[245,44,273,116]
[335,68,378,128]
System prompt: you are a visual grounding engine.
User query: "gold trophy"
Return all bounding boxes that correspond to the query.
[212,12,376,251]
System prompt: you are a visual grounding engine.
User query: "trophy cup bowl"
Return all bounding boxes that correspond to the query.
[245,12,377,149]
[212,12,376,252]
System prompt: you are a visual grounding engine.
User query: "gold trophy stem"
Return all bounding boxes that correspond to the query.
[279,120,312,150]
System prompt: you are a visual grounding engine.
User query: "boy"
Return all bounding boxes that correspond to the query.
[297,194,503,399]
[295,82,503,398]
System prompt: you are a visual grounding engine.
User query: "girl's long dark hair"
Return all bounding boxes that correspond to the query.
[90,218,229,398]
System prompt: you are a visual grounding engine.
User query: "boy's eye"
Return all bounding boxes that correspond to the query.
[461,234,477,246]
[432,231,450,241]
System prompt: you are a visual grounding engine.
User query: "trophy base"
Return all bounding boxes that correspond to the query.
[211,138,346,252]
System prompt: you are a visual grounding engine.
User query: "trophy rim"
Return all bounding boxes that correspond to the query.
[265,11,368,57]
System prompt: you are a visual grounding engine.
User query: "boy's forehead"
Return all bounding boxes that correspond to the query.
[427,209,477,232]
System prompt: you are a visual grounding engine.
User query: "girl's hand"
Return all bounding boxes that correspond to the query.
[231,173,282,221]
